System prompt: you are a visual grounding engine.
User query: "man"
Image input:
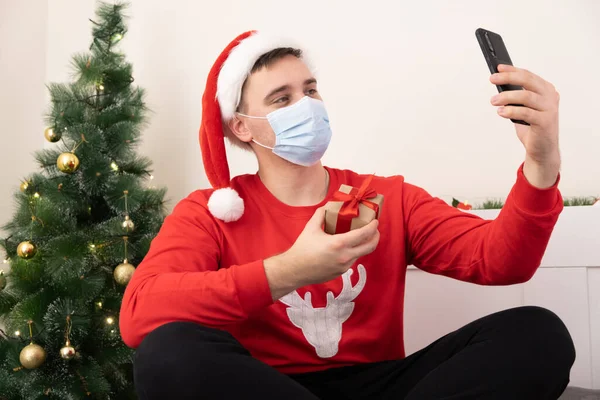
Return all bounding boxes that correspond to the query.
[120,31,575,399]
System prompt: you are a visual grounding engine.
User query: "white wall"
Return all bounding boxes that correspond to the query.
[4,0,599,210]
[0,0,48,265]
[118,0,599,205]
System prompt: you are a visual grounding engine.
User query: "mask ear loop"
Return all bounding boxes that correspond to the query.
[251,139,274,150]
[236,112,267,119]
[234,113,275,150]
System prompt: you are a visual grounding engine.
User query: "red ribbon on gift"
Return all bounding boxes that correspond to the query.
[331,175,380,233]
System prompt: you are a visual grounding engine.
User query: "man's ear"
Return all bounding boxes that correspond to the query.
[227,116,253,143]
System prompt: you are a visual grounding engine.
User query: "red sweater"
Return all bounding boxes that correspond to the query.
[120,165,562,374]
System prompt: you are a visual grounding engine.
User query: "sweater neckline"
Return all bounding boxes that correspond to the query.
[250,166,338,218]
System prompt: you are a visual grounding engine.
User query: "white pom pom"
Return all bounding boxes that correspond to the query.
[207,188,244,222]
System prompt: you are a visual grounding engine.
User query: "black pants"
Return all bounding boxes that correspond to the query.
[133,306,575,399]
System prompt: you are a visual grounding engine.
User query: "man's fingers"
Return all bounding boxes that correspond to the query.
[497,64,516,72]
[309,206,327,230]
[497,106,544,125]
[491,90,546,111]
[491,67,548,94]
[337,219,379,248]
[348,229,380,259]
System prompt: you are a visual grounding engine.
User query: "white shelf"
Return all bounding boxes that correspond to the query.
[404,206,600,389]
[407,206,600,269]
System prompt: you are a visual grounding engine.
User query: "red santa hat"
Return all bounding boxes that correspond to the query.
[199,30,313,222]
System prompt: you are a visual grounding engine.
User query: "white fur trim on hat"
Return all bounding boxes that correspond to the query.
[208,187,245,222]
[216,31,316,121]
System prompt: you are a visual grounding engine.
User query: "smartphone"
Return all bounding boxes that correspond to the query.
[475,28,529,126]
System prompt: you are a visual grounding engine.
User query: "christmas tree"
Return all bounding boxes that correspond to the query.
[0,2,166,398]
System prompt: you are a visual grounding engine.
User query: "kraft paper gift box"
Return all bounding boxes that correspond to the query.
[324,176,384,235]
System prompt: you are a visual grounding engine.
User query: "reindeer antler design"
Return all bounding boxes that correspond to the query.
[326,264,366,307]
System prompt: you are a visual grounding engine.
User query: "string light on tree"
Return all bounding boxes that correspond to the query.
[14,330,20,337]
[110,161,119,171]
[105,316,115,325]
[19,320,46,369]
[20,180,30,193]
[148,174,156,189]
[111,32,123,43]
[44,127,62,143]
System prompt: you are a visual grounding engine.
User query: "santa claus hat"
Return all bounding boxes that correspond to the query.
[199,30,313,222]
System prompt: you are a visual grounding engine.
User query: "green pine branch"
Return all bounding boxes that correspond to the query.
[468,196,598,210]
[563,196,597,206]
[475,199,505,210]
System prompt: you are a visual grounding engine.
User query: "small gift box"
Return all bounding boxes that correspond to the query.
[452,198,473,210]
[324,175,384,234]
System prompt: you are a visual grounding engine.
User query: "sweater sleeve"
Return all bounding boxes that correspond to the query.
[404,164,563,285]
[119,194,274,348]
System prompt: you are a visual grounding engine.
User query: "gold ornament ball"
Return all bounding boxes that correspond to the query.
[20,343,47,369]
[56,152,80,174]
[114,260,135,286]
[17,241,37,259]
[121,215,135,233]
[0,271,6,291]
[60,341,76,360]
[44,127,62,143]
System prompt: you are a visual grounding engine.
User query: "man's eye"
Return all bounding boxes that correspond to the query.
[274,96,289,104]
[307,89,318,95]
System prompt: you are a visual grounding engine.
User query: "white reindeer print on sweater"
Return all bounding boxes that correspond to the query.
[279,264,367,358]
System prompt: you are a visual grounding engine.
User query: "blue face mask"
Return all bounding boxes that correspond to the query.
[237,96,332,167]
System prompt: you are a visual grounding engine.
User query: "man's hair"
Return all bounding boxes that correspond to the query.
[251,47,303,74]
[226,47,303,151]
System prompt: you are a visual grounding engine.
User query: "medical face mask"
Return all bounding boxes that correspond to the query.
[236,96,332,167]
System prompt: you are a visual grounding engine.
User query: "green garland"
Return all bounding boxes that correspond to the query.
[452,196,598,210]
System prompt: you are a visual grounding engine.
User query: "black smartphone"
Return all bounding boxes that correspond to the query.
[475,28,529,126]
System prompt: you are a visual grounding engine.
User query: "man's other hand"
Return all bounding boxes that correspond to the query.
[490,64,561,188]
